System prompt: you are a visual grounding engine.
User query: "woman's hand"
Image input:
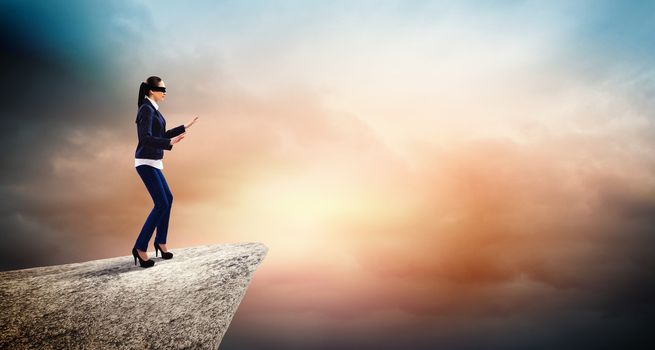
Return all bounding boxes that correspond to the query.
[171,132,186,145]
[185,116,199,130]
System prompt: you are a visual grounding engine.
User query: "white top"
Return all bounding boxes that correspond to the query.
[135,96,164,170]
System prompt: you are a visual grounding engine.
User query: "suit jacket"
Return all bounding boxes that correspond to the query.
[134,98,186,160]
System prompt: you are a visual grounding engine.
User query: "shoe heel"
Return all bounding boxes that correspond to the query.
[153,242,173,260]
[132,247,154,268]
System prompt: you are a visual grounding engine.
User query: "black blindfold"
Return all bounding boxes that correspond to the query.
[141,81,166,93]
[149,85,166,93]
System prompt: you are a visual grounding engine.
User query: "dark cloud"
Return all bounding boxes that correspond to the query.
[0,0,149,183]
[0,1,153,269]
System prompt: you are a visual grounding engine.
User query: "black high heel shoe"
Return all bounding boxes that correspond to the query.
[154,242,174,259]
[132,247,155,268]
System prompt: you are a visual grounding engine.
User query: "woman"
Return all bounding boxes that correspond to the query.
[132,76,199,268]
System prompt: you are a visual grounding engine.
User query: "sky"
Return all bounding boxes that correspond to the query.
[1,0,655,348]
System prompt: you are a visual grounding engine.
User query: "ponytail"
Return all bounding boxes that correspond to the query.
[137,82,148,107]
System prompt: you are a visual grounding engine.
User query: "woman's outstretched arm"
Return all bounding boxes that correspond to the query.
[164,125,186,138]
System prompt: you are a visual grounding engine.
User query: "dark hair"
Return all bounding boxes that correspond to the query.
[137,76,162,107]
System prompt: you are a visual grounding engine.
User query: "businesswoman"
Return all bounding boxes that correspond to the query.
[132,76,199,268]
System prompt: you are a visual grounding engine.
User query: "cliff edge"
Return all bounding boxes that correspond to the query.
[0,242,268,349]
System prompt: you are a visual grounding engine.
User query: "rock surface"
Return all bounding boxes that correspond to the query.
[0,242,268,349]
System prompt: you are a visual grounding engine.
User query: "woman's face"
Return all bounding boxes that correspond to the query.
[149,80,166,103]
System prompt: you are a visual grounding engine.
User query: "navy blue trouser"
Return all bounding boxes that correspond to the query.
[134,165,173,251]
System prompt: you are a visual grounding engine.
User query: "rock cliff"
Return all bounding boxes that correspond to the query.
[0,242,268,349]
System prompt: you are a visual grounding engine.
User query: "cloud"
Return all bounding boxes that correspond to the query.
[2,1,655,347]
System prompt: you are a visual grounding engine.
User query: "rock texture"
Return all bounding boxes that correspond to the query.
[0,242,268,349]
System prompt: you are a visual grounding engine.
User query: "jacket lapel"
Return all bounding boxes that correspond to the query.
[144,98,163,122]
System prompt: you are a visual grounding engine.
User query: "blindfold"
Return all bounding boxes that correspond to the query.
[141,81,166,93]
[149,85,167,93]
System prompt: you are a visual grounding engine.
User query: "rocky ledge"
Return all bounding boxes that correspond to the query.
[0,242,268,349]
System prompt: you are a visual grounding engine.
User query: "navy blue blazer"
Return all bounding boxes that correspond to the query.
[134,98,186,160]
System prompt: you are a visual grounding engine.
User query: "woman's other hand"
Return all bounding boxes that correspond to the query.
[171,133,186,145]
